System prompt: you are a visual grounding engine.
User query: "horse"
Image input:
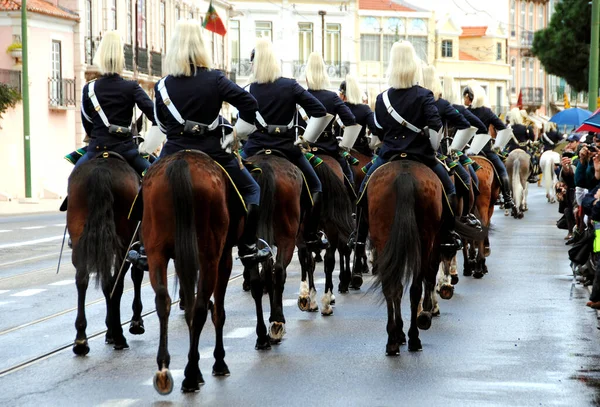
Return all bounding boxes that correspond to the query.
[462,156,500,279]
[296,154,354,315]
[540,150,561,203]
[349,148,374,277]
[246,154,304,347]
[67,153,145,356]
[505,149,531,219]
[142,151,244,394]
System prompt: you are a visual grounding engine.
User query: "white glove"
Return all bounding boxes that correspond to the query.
[294,137,304,147]
[369,135,383,150]
[139,125,165,154]
[221,133,235,153]
[233,117,256,140]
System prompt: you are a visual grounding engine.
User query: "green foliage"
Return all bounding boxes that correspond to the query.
[531,0,591,92]
[6,42,22,53]
[0,83,21,120]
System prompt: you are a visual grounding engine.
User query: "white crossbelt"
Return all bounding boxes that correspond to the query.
[382,90,422,134]
[542,132,554,146]
[157,77,219,130]
[88,81,111,128]
[248,84,293,129]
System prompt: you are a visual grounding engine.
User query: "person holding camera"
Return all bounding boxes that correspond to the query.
[579,154,600,308]
[559,134,582,241]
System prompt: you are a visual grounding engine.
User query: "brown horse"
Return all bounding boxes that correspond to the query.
[246,154,304,347]
[462,156,500,278]
[367,160,444,355]
[349,148,374,278]
[68,154,145,356]
[297,154,354,314]
[142,151,244,394]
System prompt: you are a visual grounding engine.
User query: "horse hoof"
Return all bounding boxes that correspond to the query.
[297,296,310,312]
[242,279,251,292]
[450,274,459,285]
[321,306,333,316]
[269,322,286,341]
[408,339,423,352]
[432,307,441,317]
[181,378,201,393]
[330,294,336,305]
[113,339,129,351]
[153,369,174,395]
[400,333,407,345]
[338,284,349,294]
[105,334,114,345]
[439,284,454,300]
[386,343,400,356]
[484,247,491,257]
[255,337,272,351]
[473,271,484,279]
[212,362,231,377]
[308,304,319,312]
[73,339,90,356]
[129,320,145,335]
[417,312,432,330]
[351,274,363,289]
[518,212,524,219]
[463,269,472,277]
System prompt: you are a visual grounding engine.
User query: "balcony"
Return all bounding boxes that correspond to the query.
[124,44,134,71]
[136,48,149,75]
[231,58,253,77]
[520,31,534,48]
[293,61,351,79]
[521,87,544,107]
[0,68,21,94]
[48,78,76,109]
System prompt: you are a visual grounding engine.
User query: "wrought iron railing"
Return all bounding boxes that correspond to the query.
[150,51,162,77]
[520,31,534,48]
[0,68,21,94]
[124,44,134,71]
[293,60,350,79]
[521,87,543,106]
[231,58,253,77]
[48,78,76,107]
[137,47,149,75]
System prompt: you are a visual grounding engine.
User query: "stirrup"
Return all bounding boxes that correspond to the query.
[239,239,273,266]
[306,231,330,251]
[126,241,148,271]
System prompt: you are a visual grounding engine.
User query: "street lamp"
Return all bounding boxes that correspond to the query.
[319,10,326,59]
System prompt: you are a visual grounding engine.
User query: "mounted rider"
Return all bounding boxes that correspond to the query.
[352,41,474,265]
[300,53,359,188]
[143,20,271,267]
[506,108,535,152]
[240,39,332,252]
[462,82,515,210]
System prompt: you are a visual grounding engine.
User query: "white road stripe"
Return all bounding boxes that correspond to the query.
[0,301,15,306]
[95,399,139,407]
[0,290,9,295]
[21,226,46,230]
[0,230,11,233]
[53,223,66,227]
[11,289,47,297]
[224,327,255,339]
[49,280,73,286]
[283,299,297,307]
[0,235,63,249]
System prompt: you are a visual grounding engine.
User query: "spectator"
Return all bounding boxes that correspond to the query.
[559,133,582,241]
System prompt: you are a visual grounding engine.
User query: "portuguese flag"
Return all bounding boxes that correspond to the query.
[203,1,227,36]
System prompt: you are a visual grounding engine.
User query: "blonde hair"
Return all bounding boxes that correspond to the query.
[344,74,362,105]
[252,38,281,84]
[368,87,378,111]
[305,52,331,90]
[164,20,213,77]
[93,31,124,75]
[387,41,421,89]
[507,107,523,125]
[421,65,443,101]
[543,121,557,133]
[467,80,489,108]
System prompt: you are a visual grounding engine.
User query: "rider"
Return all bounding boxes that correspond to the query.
[241,39,332,252]
[74,31,156,176]
[151,20,271,267]
[337,74,381,157]
[541,121,563,151]
[506,108,535,152]
[462,82,515,210]
[302,52,357,187]
[353,41,466,262]
[421,65,480,228]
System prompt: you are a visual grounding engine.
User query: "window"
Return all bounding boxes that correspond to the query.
[175,6,180,21]
[496,86,502,111]
[539,65,544,88]
[85,0,93,64]
[382,35,396,63]
[325,23,341,64]
[528,3,534,30]
[108,0,117,30]
[511,57,516,94]
[407,36,427,61]
[538,4,544,29]
[138,0,147,49]
[189,11,194,20]
[126,0,132,44]
[520,2,526,29]
[496,42,502,61]
[230,20,240,61]
[442,40,453,58]
[510,0,516,37]
[160,1,166,52]
[360,34,380,62]
[298,23,313,62]
[529,59,534,86]
[256,21,272,40]
[51,40,62,105]
[521,59,526,87]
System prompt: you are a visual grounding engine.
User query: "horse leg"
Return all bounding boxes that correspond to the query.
[102,258,128,350]
[338,244,351,294]
[297,246,311,312]
[73,265,90,356]
[151,253,174,395]
[129,265,145,335]
[437,257,454,301]
[385,297,400,356]
[212,251,233,377]
[450,255,459,285]
[473,240,486,279]
[321,245,335,316]
[463,241,473,276]
[269,244,293,343]
[419,278,435,329]
[248,262,270,350]
[307,251,318,313]
[408,277,423,352]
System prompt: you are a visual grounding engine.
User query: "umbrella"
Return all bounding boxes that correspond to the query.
[549,107,592,127]
[576,108,600,133]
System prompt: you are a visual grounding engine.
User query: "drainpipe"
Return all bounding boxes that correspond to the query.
[319,10,326,59]
[589,0,599,111]
[21,0,32,198]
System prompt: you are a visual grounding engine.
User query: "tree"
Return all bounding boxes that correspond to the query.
[0,82,21,124]
[531,0,591,92]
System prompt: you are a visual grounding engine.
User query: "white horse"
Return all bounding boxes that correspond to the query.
[539,150,561,203]
[505,149,531,218]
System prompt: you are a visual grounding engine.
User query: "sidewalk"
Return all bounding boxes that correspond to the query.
[0,199,63,216]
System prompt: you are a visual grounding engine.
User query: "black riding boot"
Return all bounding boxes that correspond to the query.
[500,174,515,210]
[441,194,463,255]
[304,191,330,252]
[458,186,481,229]
[349,205,369,288]
[238,203,273,267]
[127,241,148,271]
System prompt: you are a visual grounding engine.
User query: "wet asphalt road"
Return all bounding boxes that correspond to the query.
[1,187,600,406]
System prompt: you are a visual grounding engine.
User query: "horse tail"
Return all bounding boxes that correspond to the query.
[76,166,121,289]
[374,173,421,300]
[542,153,553,197]
[254,161,276,246]
[166,158,199,313]
[314,162,354,240]
[512,156,522,210]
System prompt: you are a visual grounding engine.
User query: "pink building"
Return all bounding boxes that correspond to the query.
[0,0,78,200]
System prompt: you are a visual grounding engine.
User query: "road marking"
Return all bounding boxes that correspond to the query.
[21,226,46,230]
[49,280,73,286]
[52,224,66,227]
[0,301,15,306]
[0,290,9,295]
[283,299,297,307]
[0,230,11,233]
[11,289,47,297]
[95,399,139,407]
[0,235,63,249]
[224,327,255,339]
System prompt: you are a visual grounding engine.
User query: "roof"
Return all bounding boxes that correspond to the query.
[0,0,79,21]
[459,51,480,61]
[359,0,416,12]
[460,26,488,37]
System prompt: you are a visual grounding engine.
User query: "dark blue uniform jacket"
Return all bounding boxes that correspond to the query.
[468,106,506,154]
[454,104,487,134]
[507,123,534,151]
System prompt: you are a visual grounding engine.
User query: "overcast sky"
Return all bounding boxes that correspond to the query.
[404,0,509,27]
